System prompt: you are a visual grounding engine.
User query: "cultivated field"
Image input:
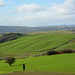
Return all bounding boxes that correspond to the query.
[55,43,75,50]
[0,34,75,57]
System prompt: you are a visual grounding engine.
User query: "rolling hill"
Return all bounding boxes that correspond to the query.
[0,33,75,74]
[55,43,75,50]
[0,34,75,57]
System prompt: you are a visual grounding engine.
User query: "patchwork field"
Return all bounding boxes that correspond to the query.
[0,53,75,74]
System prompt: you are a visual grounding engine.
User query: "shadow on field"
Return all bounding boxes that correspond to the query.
[1,71,75,75]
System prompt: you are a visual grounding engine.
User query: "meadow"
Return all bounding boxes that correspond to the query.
[0,33,75,74]
[55,43,75,50]
[0,34,75,58]
[0,53,75,74]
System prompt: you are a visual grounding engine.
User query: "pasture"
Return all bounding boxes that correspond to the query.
[0,34,75,57]
[0,53,75,74]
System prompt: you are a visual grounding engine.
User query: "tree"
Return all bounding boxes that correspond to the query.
[5,57,16,66]
[62,49,73,53]
[46,50,58,55]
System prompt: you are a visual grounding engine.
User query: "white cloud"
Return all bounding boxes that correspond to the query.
[52,0,75,15]
[15,4,48,13]
[0,0,5,6]
[1,0,75,26]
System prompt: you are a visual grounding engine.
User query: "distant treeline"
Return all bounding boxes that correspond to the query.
[0,33,24,43]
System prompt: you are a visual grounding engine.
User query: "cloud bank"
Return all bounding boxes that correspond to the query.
[0,0,75,26]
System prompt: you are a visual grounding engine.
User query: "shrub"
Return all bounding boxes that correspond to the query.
[5,57,16,66]
[62,49,74,53]
[46,50,58,55]
[57,50,63,54]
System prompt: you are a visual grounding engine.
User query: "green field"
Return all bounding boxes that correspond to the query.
[55,43,75,50]
[2,71,75,75]
[0,34,75,74]
[0,53,75,74]
[0,34,75,57]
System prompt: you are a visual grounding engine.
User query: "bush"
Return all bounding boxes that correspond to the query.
[46,50,58,55]
[57,50,63,54]
[5,57,16,66]
[62,49,74,53]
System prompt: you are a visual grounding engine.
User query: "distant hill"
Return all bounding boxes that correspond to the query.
[0,25,75,33]
[30,30,75,35]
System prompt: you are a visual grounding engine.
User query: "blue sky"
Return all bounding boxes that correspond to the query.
[0,0,75,27]
[4,0,65,6]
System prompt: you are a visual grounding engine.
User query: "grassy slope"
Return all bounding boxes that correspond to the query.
[0,53,75,74]
[55,38,75,50]
[0,34,75,54]
[55,43,75,50]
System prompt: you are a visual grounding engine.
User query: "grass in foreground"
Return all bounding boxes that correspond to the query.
[0,53,75,74]
[1,71,75,75]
